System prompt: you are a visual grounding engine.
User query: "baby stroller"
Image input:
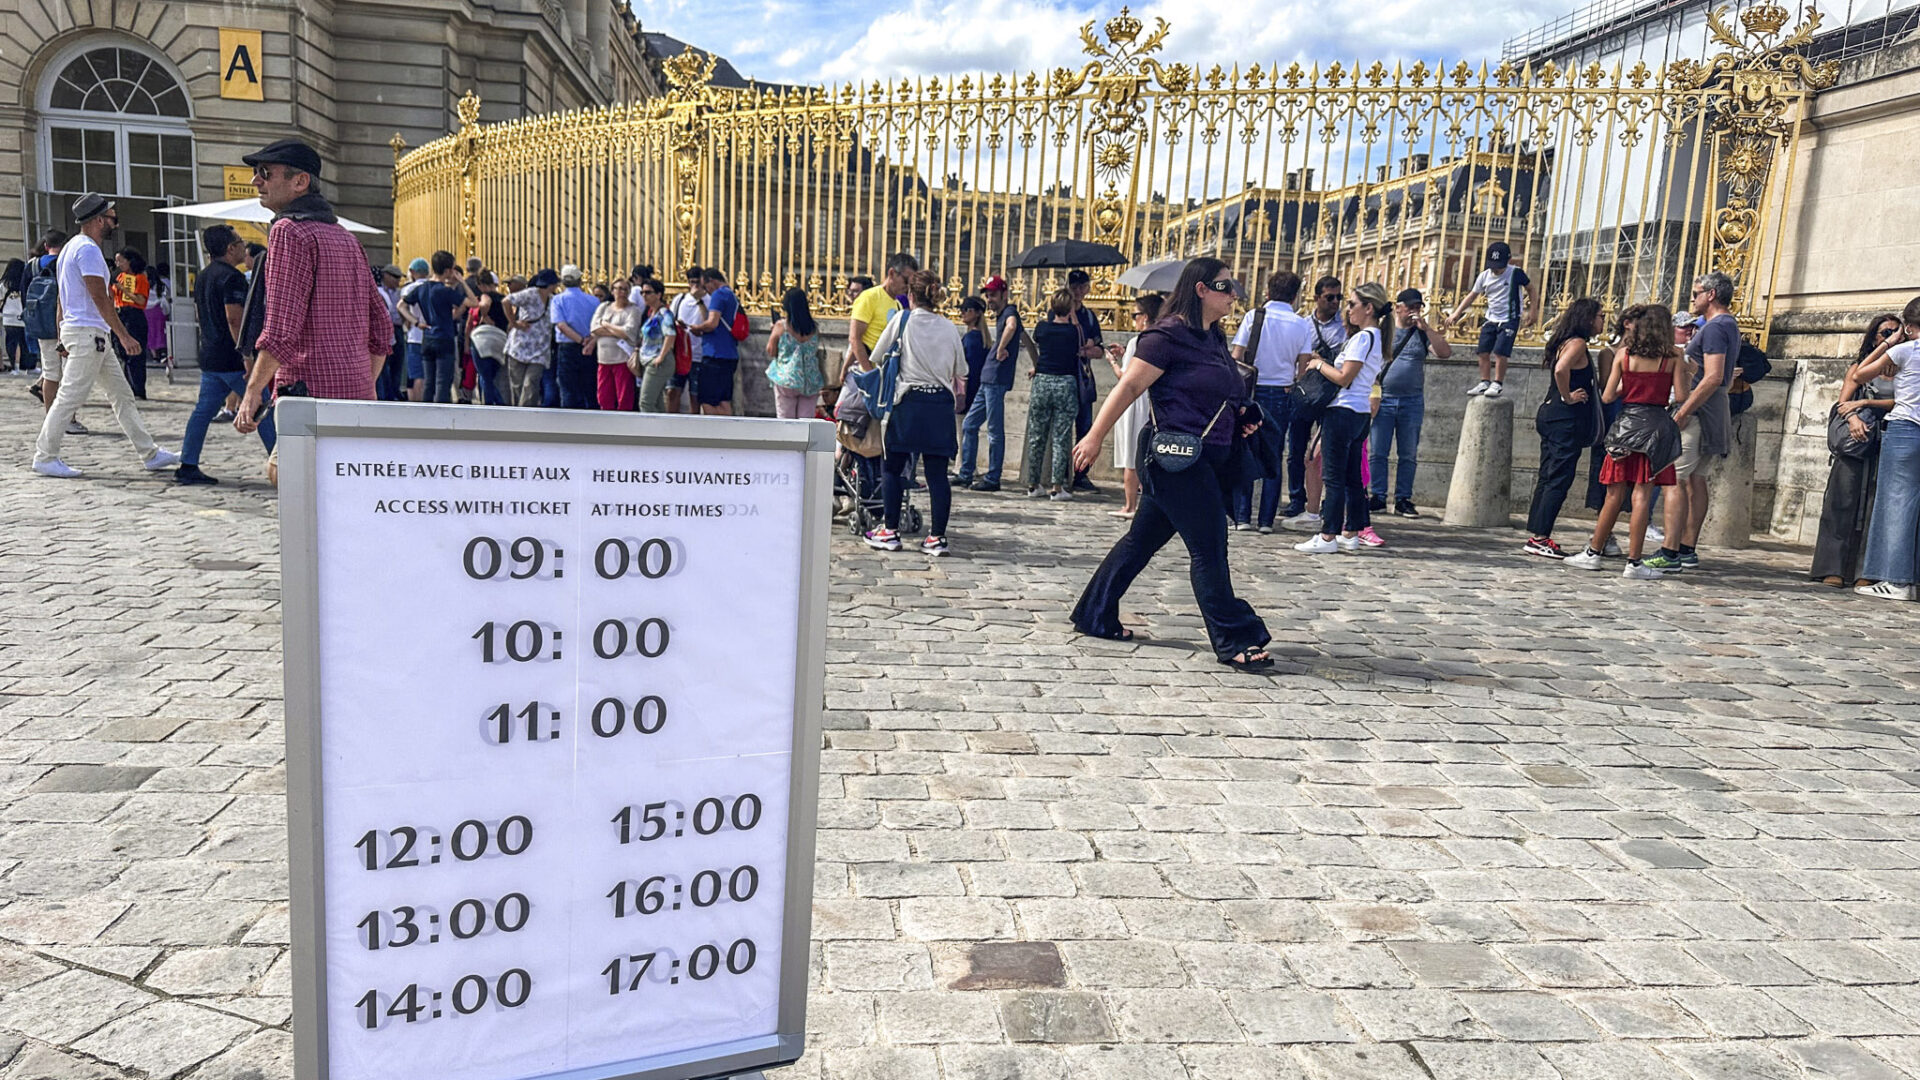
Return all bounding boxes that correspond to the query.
[832,379,918,537]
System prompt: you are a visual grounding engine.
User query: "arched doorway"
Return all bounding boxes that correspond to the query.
[33,41,199,354]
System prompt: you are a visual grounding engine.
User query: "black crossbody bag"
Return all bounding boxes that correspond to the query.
[1147,398,1232,473]
[1290,319,1342,418]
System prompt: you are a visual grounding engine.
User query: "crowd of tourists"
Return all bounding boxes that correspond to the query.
[9,146,1917,629]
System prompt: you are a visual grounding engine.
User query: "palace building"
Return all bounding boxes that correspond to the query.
[0,0,659,295]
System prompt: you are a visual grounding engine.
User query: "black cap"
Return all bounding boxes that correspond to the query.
[71,192,113,224]
[1487,241,1511,266]
[530,268,561,288]
[242,138,323,178]
[1396,288,1424,307]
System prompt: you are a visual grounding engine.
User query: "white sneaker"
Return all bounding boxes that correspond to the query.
[1622,561,1663,580]
[33,459,82,478]
[1601,537,1623,558]
[1855,581,1917,601]
[1645,524,1665,546]
[1294,535,1339,554]
[1466,380,1491,396]
[1048,489,1073,502]
[1282,512,1324,532]
[1234,522,1256,532]
[143,448,181,471]
[1564,548,1605,571]
[1484,381,1505,399]
[65,420,88,436]
[1335,535,1362,554]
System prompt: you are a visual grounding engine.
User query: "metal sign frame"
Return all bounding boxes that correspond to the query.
[276,399,832,1080]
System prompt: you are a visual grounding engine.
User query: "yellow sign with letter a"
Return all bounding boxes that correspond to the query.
[219,28,264,101]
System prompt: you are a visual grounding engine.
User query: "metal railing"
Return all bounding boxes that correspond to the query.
[394,5,1836,344]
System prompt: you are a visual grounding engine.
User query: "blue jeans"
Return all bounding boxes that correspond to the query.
[541,355,560,407]
[423,335,458,403]
[376,328,404,401]
[182,370,274,467]
[1233,385,1294,526]
[1863,418,1920,585]
[472,349,506,405]
[556,341,597,408]
[1369,393,1424,502]
[957,382,1009,483]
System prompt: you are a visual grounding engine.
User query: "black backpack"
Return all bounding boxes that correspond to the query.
[1729,341,1772,416]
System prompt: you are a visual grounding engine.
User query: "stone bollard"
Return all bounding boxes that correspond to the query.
[1443,395,1515,528]
[1698,410,1759,549]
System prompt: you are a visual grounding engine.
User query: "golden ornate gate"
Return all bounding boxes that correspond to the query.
[392,4,1833,343]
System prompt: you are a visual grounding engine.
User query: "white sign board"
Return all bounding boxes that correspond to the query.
[277,401,830,1080]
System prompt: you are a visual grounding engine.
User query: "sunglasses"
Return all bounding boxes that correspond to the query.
[1202,278,1237,294]
[1879,327,1897,338]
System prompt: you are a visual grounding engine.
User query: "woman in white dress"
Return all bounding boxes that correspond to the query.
[1105,293,1164,518]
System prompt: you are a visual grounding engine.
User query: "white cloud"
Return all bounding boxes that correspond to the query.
[644,0,1571,86]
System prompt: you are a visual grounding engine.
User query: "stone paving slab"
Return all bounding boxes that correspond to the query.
[3,379,1920,1078]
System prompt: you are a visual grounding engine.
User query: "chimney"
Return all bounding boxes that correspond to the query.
[1375,165,1390,183]
[1408,153,1429,174]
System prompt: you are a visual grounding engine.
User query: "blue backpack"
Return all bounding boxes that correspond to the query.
[846,309,908,425]
[22,259,59,341]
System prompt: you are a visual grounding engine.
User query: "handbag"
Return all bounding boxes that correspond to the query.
[1290,320,1341,418]
[1072,311,1098,406]
[1828,403,1883,459]
[1146,399,1232,473]
[844,309,909,425]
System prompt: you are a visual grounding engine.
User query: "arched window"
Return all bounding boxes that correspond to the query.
[46,46,190,116]
[38,43,195,201]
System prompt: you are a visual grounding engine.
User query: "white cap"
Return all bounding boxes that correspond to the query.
[560,264,583,284]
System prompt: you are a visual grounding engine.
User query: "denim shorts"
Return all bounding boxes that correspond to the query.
[696,358,736,404]
[404,341,425,381]
[1476,320,1518,358]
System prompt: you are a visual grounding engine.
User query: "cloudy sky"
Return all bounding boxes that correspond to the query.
[642,0,1577,86]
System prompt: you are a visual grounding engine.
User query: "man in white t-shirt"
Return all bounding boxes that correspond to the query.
[1442,240,1536,399]
[397,257,431,401]
[1229,269,1318,531]
[31,193,178,478]
[669,267,707,413]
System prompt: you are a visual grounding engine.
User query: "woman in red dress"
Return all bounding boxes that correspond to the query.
[1568,304,1689,577]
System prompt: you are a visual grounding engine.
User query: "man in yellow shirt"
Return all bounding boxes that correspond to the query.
[847,252,918,372]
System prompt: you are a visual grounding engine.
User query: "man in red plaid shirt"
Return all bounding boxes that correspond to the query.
[233,139,389,483]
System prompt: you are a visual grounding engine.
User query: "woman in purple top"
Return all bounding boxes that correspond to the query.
[1069,257,1273,670]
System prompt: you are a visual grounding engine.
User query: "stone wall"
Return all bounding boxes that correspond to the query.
[731,317,1791,532]
[1763,35,1920,543]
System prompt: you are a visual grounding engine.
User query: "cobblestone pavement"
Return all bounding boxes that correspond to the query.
[5,377,1920,1080]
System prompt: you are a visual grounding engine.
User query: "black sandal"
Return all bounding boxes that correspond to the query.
[1220,648,1273,670]
[1079,626,1134,641]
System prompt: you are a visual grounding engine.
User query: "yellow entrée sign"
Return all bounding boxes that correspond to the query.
[221,166,271,248]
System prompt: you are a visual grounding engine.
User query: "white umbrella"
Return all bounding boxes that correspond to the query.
[155,197,384,235]
[1116,257,1187,292]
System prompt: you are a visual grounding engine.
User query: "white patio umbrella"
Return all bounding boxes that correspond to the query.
[155,197,384,235]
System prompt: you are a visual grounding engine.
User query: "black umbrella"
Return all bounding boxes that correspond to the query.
[1006,238,1128,269]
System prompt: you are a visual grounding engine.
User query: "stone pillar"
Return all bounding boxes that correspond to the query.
[1699,410,1759,548]
[1443,395,1515,528]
